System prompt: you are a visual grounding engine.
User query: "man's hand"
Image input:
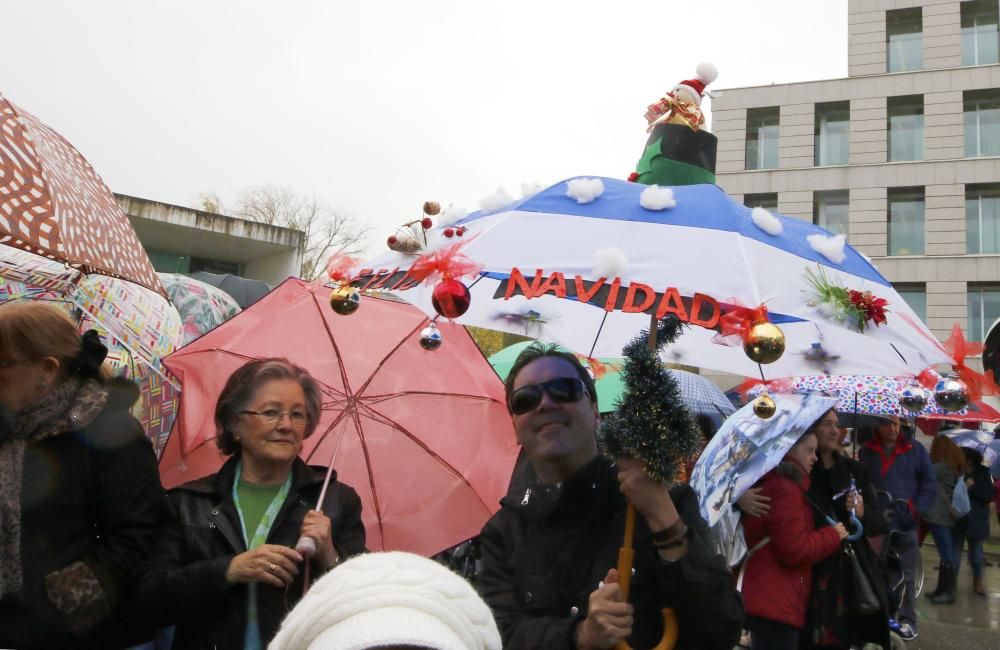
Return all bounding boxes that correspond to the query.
[736,488,771,518]
[616,457,678,532]
[575,569,634,649]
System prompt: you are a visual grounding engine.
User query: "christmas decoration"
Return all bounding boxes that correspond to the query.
[939,324,999,402]
[802,341,840,374]
[898,381,930,414]
[744,321,786,365]
[934,372,970,413]
[598,314,700,483]
[644,62,718,132]
[418,322,443,350]
[431,279,471,319]
[715,301,785,365]
[422,201,441,216]
[803,266,889,332]
[753,394,777,419]
[329,285,361,316]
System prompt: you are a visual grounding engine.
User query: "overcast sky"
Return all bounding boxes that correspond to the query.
[2,0,847,256]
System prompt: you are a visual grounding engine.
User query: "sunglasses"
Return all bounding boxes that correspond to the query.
[508,377,590,415]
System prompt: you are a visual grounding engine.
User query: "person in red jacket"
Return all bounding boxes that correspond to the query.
[741,430,848,650]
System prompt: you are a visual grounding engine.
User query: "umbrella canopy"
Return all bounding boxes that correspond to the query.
[159,279,520,556]
[356,178,950,378]
[941,429,1000,474]
[690,393,838,526]
[0,93,164,296]
[158,272,241,345]
[190,271,272,309]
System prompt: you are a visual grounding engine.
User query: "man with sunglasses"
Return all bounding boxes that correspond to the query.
[478,344,743,649]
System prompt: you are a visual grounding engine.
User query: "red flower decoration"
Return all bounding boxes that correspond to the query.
[847,289,889,328]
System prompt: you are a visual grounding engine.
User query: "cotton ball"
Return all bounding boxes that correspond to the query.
[807,233,847,264]
[437,205,469,227]
[521,181,544,198]
[751,207,783,235]
[480,187,513,212]
[592,247,628,279]
[566,178,605,204]
[639,185,676,210]
[695,61,719,84]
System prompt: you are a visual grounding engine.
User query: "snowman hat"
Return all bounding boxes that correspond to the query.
[673,62,718,106]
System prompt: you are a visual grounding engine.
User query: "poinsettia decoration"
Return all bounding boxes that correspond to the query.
[804,266,889,332]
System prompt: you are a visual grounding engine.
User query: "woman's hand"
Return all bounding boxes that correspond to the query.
[832,522,849,541]
[846,489,864,518]
[736,488,771,518]
[300,509,339,570]
[225,544,302,588]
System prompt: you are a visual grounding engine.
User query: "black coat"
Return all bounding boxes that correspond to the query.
[954,464,993,542]
[0,402,165,650]
[478,455,744,650]
[802,454,890,650]
[134,456,366,650]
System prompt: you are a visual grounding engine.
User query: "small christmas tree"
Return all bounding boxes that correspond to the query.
[598,315,700,483]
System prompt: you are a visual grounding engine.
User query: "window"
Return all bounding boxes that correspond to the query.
[968,283,1000,342]
[894,283,927,323]
[744,193,778,210]
[967,184,1000,253]
[962,0,1000,66]
[745,107,779,170]
[887,95,924,161]
[964,89,1000,156]
[887,7,923,72]
[814,101,849,166]
[189,256,242,275]
[888,188,925,256]
[813,190,849,237]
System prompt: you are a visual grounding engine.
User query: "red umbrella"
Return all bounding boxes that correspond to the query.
[0,93,164,295]
[159,279,519,556]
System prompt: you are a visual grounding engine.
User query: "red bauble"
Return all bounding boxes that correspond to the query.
[431,279,471,319]
[443,228,455,238]
[455,227,465,237]
[628,171,639,182]
[421,217,433,229]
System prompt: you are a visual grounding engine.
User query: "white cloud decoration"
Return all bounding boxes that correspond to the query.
[479,187,514,212]
[639,185,676,210]
[566,178,605,204]
[592,246,628,278]
[807,233,847,264]
[750,207,783,235]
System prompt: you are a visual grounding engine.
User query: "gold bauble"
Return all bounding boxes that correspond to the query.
[743,322,786,365]
[422,201,441,216]
[753,394,777,419]
[329,285,361,316]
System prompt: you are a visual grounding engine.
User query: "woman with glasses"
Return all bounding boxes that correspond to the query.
[135,358,366,650]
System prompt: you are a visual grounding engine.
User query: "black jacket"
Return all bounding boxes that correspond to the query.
[954,463,993,542]
[0,402,165,650]
[478,455,743,649]
[134,456,366,650]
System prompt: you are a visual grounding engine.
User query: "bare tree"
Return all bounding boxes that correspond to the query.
[196,185,370,280]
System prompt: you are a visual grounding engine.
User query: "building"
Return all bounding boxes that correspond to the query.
[712,0,1000,354]
[116,194,305,285]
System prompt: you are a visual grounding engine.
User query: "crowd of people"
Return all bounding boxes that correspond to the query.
[0,301,996,649]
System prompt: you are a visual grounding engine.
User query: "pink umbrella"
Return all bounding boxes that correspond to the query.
[159,279,519,556]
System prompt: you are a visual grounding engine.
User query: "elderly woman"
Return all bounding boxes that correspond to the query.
[135,358,366,650]
[0,303,164,649]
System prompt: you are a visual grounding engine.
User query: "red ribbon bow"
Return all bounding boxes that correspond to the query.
[718,301,770,342]
[940,324,998,401]
[406,239,483,286]
[325,253,359,283]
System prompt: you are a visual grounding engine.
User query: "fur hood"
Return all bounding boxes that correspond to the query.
[776,458,808,484]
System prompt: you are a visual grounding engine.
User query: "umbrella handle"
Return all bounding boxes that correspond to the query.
[825,514,864,542]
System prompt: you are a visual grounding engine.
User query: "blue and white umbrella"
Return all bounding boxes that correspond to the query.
[942,428,1000,474]
[357,178,950,378]
[690,393,838,526]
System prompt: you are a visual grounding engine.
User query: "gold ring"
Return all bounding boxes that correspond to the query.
[268,563,276,572]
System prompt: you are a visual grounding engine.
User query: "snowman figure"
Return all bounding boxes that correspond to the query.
[644,62,718,132]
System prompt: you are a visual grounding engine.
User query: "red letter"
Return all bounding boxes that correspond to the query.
[623,282,656,313]
[656,287,689,321]
[504,268,545,299]
[689,292,720,329]
[604,278,622,312]
[537,272,567,299]
[574,275,606,305]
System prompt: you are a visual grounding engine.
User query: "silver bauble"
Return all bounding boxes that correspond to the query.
[419,322,443,350]
[934,372,970,413]
[898,383,929,414]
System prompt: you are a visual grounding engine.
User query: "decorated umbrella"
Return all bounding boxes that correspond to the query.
[158,272,241,345]
[159,279,520,556]
[353,177,951,380]
[941,429,1000,474]
[690,392,839,526]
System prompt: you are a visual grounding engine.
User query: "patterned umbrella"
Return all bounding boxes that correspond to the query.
[158,273,241,345]
[941,429,1000,474]
[0,93,164,296]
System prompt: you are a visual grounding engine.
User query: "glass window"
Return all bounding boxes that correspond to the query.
[894,283,927,323]
[813,190,849,237]
[887,7,923,72]
[967,184,1000,253]
[968,283,1000,342]
[964,89,1000,157]
[888,188,925,256]
[888,95,924,161]
[962,0,1000,66]
[814,101,850,166]
[744,193,778,210]
[746,107,780,170]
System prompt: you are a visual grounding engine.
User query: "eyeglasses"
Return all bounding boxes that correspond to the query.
[240,409,309,427]
[508,377,590,415]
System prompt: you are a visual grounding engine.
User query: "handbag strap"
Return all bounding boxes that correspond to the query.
[736,536,770,592]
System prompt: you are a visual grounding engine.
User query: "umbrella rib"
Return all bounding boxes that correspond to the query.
[358,402,493,515]
[361,390,505,407]
[307,291,358,409]
[171,348,346,396]
[348,404,386,549]
[587,310,610,360]
[351,316,430,398]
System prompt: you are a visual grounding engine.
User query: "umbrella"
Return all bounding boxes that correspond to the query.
[159,279,520,556]
[0,92,164,296]
[355,177,950,379]
[488,340,735,425]
[190,271,272,309]
[941,429,1000,474]
[690,393,838,526]
[744,374,1000,420]
[158,272,241,345]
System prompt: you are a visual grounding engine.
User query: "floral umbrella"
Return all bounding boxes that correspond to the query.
[158,272,241,345]
[354,177,951,379]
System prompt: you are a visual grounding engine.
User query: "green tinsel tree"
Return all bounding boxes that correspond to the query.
[598,315,701,483]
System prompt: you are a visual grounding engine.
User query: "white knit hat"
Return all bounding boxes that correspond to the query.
[268,551,501,650]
